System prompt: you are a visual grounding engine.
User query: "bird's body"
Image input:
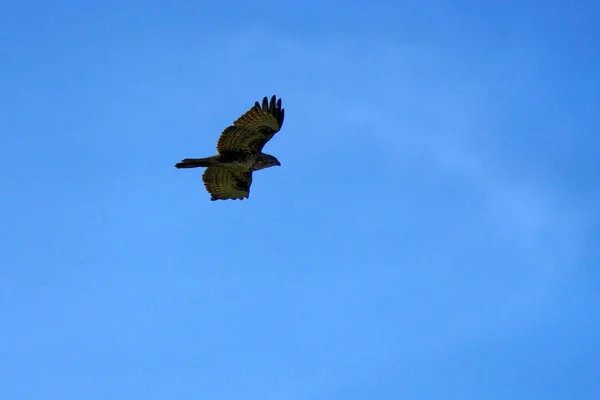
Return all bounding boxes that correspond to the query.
[176,152,279,172]
[175,96,285,201]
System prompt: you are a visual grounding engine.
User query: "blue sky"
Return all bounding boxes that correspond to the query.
[1,0,599,398]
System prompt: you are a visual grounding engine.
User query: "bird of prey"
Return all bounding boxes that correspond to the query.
[175,95,285,201]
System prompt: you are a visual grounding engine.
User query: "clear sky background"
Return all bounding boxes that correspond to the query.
[1,0,599,399]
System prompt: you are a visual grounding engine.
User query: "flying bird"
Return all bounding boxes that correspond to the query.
[175,95,285,201]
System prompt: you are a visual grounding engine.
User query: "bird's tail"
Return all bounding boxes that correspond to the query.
[174,156,217,169]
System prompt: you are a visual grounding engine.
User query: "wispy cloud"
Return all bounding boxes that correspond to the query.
[212,30,587,339]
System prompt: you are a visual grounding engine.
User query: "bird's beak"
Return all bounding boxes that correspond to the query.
[276,161,281,166]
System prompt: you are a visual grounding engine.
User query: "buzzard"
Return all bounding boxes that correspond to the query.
[175,95,285,201]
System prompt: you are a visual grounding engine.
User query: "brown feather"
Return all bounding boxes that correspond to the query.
[216,95,285,154]
[202,167,253,201]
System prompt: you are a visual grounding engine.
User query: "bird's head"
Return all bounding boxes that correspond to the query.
[257,154,281,170]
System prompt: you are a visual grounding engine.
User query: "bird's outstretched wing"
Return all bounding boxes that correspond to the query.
[216,95,285,154]
[202,167,253,201]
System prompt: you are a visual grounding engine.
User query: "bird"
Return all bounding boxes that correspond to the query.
[175,95,285,201]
